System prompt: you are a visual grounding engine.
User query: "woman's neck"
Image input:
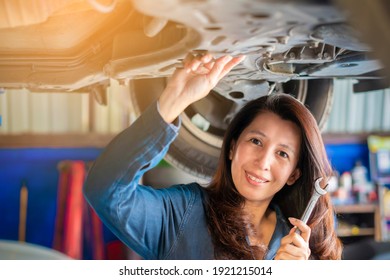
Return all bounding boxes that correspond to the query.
[244,202,276,246]
[243,201,270,228]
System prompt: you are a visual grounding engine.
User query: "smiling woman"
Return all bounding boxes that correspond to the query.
[229,111,302,206]
[205,93,341,260]
[83,52,342,260]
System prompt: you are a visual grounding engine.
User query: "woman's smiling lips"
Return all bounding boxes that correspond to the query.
[245,171,269,186]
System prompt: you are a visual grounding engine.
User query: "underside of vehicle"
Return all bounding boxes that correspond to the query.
[0,0,388,178]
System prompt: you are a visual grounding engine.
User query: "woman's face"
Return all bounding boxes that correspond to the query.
[230,111,302,206]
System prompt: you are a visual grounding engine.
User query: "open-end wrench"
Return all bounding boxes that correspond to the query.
[295,177,328,235]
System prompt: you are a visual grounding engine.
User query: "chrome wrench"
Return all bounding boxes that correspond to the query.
[295,177,328,235]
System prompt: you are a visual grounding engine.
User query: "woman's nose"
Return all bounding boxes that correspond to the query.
[255,149,272,171]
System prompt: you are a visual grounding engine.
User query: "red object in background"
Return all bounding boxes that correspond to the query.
[83,202,105,259]
[106,240,128,260]
[63,161,84,259]
[368,190,378,202]
[53,161,105,259]
[52,163,69,252]
[106,240,142,260]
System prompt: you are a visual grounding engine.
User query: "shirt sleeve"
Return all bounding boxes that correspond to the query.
[83,100,195,259]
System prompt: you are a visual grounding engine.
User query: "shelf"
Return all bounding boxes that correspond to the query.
[334,204,381,240]
[0,133,116,148]
[322,132,390,144]
[337,227,375,237]
[334,204,378,214]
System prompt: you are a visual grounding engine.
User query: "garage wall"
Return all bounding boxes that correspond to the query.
[1,79,389,135]
[323,79,390,133]
[0,79,137,134]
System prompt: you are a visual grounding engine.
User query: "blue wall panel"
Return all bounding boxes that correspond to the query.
[326,143,370,179]
[0,148,102,248]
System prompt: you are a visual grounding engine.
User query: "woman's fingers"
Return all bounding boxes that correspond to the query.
[207,55,233,83]
[275,243,311,260]
[159,52,244,123]
[276,236,311,260]
[183,52,214,72]
[218,55,246,79]
[183,52,245,79]
[288,217,311,243]
[274,217,312,260]
[207,54,245,85]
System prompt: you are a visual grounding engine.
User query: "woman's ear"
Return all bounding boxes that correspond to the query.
[286,168,301,186]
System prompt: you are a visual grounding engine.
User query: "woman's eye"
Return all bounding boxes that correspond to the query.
[250,138,262,146]
[278,151,289,159]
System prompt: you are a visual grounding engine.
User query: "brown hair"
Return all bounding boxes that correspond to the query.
[205,93,343,259]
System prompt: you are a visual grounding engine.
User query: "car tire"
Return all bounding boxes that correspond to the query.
[129,78,333,179]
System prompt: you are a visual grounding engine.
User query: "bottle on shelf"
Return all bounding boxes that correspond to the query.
[351,160,372,204]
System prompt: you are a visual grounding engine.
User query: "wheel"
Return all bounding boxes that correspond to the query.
[129,78,333,179]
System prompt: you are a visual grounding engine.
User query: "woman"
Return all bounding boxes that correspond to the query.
[84,53,343,260]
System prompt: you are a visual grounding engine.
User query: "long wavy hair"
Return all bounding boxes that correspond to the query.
[205,93,343,259]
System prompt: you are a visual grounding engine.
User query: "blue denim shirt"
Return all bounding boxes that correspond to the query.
[84,101,290,260]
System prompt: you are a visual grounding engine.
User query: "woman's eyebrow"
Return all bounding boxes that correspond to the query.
[279,143,296,155]
[248,130,266,138]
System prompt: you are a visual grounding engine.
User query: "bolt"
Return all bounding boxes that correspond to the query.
[276,36,289,44]
[308,40,319,48]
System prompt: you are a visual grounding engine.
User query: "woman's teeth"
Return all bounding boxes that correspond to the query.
[247,173,266,183]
